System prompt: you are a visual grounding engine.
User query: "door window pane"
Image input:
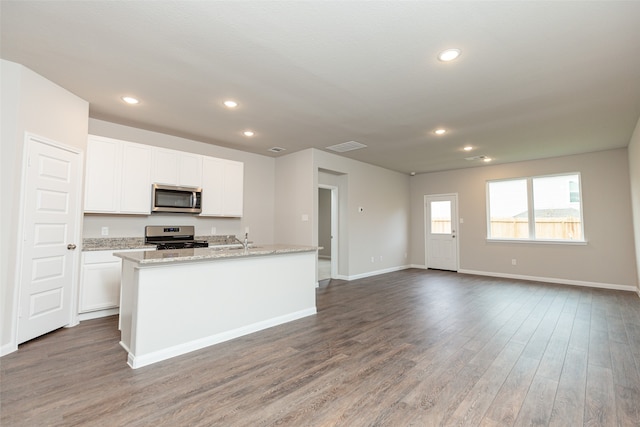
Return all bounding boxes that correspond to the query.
[488,179,528,239]
[430,201,451,234]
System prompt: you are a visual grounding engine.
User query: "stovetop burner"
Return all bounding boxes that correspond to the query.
[155,240,209,250]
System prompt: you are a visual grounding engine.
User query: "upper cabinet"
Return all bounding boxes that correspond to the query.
[84,135,243,217]
[84,136,152,214]
[152,148,202,188]
[201,157,244,217]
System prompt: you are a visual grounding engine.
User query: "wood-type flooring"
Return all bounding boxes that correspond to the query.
[2,269,640,426]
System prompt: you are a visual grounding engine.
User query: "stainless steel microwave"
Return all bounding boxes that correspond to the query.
[151,184,202,214]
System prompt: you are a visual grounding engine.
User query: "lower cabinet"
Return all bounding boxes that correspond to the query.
[79,249,152,318]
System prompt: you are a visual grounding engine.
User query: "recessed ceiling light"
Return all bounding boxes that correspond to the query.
[223,100,238,108]
[438,48,461,62]
[121,96,139,105]
[434,128,447,135]
[463,146,473,151]
[483,157,492,162]
[243,130,255,137]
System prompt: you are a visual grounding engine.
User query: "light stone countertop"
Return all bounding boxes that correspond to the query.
[113,244,318,265]
[82,237,156,251]
[82,235,249,251]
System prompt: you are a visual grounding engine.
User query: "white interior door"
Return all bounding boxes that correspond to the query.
[17,135,82,344]
[425,194,459,271]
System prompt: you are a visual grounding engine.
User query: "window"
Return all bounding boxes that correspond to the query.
[430,200,452,234]
[487,173,584,241]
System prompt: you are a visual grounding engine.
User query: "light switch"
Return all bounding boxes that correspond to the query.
[101,227,109,236]
[301,214,309,221]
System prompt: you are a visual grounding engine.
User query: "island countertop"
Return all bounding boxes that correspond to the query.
[113,244,318,265]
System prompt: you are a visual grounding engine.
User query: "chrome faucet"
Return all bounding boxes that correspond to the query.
[232,233,249,250]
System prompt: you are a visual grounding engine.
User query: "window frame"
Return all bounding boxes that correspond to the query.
[486,172,586,244]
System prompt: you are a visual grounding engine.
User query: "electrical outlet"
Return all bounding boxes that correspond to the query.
[101,227,109,236]
[211,227,217,235]
[245,227,249,234]
[512,258,517,266]
[371,256,375,263]
[379,255,383,262]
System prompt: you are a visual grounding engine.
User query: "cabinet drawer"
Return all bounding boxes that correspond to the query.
[83,250,120,264]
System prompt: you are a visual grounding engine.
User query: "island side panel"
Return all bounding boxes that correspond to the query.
[126,251,316,367]
[118,259,137,353]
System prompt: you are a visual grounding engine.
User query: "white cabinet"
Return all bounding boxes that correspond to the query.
[120,143,153,213]
[84,136,119,212]
[84,136,152,214]
[79,250,122,313]
[222,160,244,216]
[201,157,244,217]
[84,136,242,216]
[79,249,152,315]
[152,148,202,187]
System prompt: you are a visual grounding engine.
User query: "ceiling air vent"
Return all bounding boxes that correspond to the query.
[465,155,489,161]
[268,147,286,153]
[326,140,367,153]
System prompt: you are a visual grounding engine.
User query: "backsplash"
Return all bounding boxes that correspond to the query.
[83,214,242,238]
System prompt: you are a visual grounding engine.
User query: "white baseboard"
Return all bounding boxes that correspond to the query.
[342,265,411,281]
[127,307,317,369]
[1,342,18,357]
[458,269,638,293]
[78,308,119,322]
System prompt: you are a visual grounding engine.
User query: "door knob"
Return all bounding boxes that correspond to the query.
[67,244,77,250]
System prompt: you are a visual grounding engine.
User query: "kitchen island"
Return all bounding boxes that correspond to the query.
[114,245,318,369]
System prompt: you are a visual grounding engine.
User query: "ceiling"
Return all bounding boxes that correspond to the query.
[2,1,640,174]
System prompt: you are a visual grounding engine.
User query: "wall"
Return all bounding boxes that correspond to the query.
[628,117,640,294]
[313,149,411,279]
[410,148,638,290]
[1,60,89,355]
[274,149,315,246]
[84,119,276,245]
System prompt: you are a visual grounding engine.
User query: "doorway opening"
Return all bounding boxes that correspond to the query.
[318,185,338,283]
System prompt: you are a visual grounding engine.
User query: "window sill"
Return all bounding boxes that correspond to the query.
[486,238,587,246]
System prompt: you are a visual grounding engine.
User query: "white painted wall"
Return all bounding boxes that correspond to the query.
[628,117,640,293]
[84,119,276,245]
[1,60,89,354]
[274,149,315,246]
[312,149,411,279]
[410,148,638,289]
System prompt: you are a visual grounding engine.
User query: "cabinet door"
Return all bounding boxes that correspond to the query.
[79,252,121,312]
[120,142,152,214]
[200,156,224,215]
[84,137,120,212]
[179,153,202,187]
[152,148,179,185]
[222,160,244,216]
[152,148,202,187]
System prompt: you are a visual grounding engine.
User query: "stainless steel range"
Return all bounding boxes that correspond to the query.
[145,225,209,250]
